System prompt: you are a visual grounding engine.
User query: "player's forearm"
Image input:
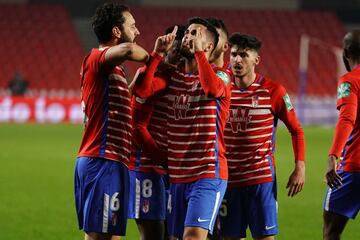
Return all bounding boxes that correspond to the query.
[127,44,150,63]
[290,126,305,161]
[195,51,226,98]
[133,52,166,98]
[133,127,167,163]
[105,43,149,66]
[329,104,356,157]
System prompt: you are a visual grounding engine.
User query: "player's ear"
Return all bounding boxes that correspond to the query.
[255,54,261,65]
[205,42,214,52]
[112,26,121,39]
[223,41,229,52]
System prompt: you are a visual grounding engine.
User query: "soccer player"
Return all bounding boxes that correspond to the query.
[206,17,230,69]
[219,33,305,240]
[133,17,232,240]
[323,30,360,240]
[74,3,149,240]
[127,25,185,240]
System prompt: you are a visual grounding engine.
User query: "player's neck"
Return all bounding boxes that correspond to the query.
[99,39,118,48]
[235,71,256,89]
[212,57,224,68]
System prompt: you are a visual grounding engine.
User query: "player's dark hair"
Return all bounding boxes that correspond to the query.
[188,17,219,48]
[229,33,262,53]
[343,30,360,63]
[206,17,229,40]
[92,3,130,43]
[165,25,186,41]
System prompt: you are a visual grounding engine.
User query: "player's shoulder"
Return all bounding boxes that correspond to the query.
[339,68,360,86]
[85,47,109,66]
[259,75,285,93]
[212,66,232,86]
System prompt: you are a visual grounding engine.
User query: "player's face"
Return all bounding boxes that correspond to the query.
[180,24,207,59]
[120,11,140,43]
[165,40,183,66]
[230,46,260,78]
[209,28,228,63]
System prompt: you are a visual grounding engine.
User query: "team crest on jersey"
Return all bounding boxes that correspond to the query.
[227,108,252,132]
[252,95,259,108]
[191,80,200,91]
[173,94,190,120]
[283,94,293,112]
[337,82,351,99]
[216,70,230,85]
[142,199,150,213]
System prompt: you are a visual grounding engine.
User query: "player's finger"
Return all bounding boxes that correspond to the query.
[286,179,291,189]
[293,183,302,196]
[330,172,342,188]
[291,184,299,197]
[287,184,295,196]
[171,25,178,36]
[327,173,341,189]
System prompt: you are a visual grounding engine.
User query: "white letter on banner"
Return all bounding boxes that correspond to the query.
[12,103,31,123]
[0,97,12,122]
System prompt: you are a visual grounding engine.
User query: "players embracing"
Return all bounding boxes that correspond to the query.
[133,17,232,240]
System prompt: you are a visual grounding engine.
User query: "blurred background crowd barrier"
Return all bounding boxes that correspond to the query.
[1,0,359,125]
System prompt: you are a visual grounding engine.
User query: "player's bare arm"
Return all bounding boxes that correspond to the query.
[286,160,305,197]
[105,42,149,66]
[324,154,342,189]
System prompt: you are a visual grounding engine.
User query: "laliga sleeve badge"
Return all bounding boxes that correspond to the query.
[283,93,293,112]
[337,82,351,99]
[216,70,230,85]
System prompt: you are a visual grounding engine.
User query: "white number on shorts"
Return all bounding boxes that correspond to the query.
[142,179,153,198]
[219,200,227,217]
[167,194,172,214]
[110,192,120,211]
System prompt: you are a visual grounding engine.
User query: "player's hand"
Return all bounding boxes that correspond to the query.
[324,154,342,189]
[188,27,203,53]
[154,26,178,57]
[286,160,305,197]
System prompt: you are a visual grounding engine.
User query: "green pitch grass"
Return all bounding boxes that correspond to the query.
[0,124,359,239]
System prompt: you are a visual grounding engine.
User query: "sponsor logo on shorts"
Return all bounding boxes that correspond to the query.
[142,199,150,213]
[197,217,210,222]
[265,225,276,230]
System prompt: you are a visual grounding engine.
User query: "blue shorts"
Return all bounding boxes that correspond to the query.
[74,157,130,236]
[128,170,169,220]
[219,181,278,238]
[167,178,227,238]
[324,171,360,219]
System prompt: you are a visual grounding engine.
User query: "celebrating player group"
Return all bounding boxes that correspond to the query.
[74,2,360,240]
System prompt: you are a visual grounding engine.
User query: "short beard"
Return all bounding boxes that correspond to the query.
[180,47,194,60]
[343,55,351,72]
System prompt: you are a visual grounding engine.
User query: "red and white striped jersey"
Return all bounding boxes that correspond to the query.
[165,68,231,183]
[225,74,305,188]
[77,48,132,167]
[129,93,168,175]
[134,52,232,183]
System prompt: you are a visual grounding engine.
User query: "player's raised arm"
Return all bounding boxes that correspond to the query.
[105,43,149,66]
[133,28,177,98]
[272,84,305,197]
[189,23,231,98]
